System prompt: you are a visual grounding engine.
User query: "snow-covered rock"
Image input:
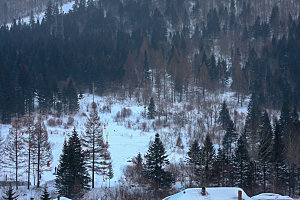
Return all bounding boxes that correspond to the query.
[163,187,252,200]
[252,193,293,200]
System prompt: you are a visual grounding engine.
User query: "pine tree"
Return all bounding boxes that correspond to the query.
[147,97,156,119]
[2,184,18,200]
[4,118,26,190]
[55,128,90,199]
[280,101,291,134]
[233,136,252,190]
[243,93,261,160]
[31,116,53,188]
[64,79,79,113]
[218,101,231,130]
[40,185,51,200]
[143,133,174,188]
[222,120,238,157]
[271,120,287,194]
[202,134,216,186]
[186,140,201,185]
[82,102,106,188]
[257,111,273,192]
[134,152,143,172]
[212,148,226,186]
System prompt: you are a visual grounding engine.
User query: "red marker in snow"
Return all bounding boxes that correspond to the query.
[22,132,24,135]
[63,132,65,136]
[47,161,50,167]
[51,131,52,135]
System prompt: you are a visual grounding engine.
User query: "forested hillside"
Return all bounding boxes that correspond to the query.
[0,0,300,199]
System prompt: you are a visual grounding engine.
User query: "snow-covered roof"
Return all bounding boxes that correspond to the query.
[53,197,71,200]
[163,187,252,200]
[252,193,293,200]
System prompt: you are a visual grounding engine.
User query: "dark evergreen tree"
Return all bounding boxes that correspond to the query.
[186,140,201,185]
[280,101,291,134]
[147,97,156,119]
[40,185,51,200]
[55,128,90,199]
[233,136,252,190]
[218,101,232,130]
[222,120,238,157]
[65,79,79,113]
[243,93,262,161]
[202,134,216,186]
[257,111,273,192]
[2,184,18,200]
[143,133,174,188]
[271,120,287,194]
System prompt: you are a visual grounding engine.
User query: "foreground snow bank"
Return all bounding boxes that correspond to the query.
[163,187,252,200]
[252,193,293,200]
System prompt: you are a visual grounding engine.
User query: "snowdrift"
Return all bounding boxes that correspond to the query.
[252,193,293,200]
[163,187,252,200]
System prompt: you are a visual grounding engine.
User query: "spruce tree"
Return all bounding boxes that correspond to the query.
[147,97,156,119]
[280,101,291,134]
[222,120,238,157]
[40,185,51,200]
[2,184,18,200]
[202,134,216,186]
[243,93,261,160]
[186,140,201,185]
[186,140,201,166]
[257,111,273,192]
[212,148,226,186]
[82,102,106,188]
[233,136,252,190]
[55,128,90,199]
[143,133,174,188]
[271,120,287,194]
[218,101,231,130]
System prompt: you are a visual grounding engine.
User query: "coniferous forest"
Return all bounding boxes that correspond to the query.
[0,0,300,199]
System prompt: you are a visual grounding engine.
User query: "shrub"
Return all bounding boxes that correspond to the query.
[67,116,74,126]
[47,118,56,127]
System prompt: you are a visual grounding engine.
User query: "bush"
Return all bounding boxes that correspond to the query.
[47,118,56,127]
[67,116,74,126]
[56,118,63,126]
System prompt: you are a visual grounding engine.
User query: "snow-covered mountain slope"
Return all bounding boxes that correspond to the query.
[163,187,252,200]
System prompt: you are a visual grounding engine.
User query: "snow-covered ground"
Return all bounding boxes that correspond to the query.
[2,91,291,200]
